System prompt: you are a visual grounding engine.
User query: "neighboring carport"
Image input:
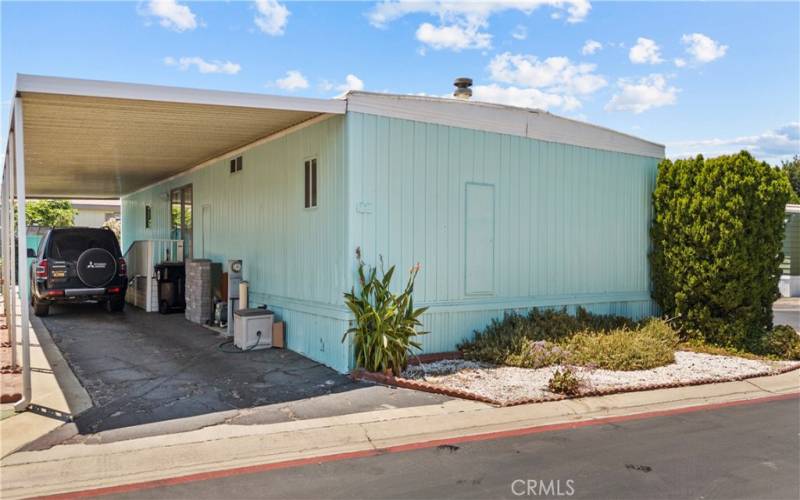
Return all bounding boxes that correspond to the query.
[1,74,346,413]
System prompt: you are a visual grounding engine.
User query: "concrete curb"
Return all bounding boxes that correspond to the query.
[0,300,91,458]
[28,312,93,416]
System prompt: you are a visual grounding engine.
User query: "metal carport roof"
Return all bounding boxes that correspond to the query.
[6,74,346,198]
[0,74,346,412]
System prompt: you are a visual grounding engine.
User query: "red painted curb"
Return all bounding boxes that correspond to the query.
[32,392,800,500]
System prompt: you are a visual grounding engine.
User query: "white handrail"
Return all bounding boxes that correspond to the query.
[123,239,184,312]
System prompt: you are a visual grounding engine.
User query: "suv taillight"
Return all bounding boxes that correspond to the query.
[35,259,48,279]
[118,258,127,277]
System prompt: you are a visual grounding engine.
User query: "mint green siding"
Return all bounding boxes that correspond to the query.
[122,110,661,373]
[347,112,658,353]
[122,116,353,372]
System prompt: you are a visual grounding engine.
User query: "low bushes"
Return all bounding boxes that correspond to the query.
[459,307,635,366]
[758,326,800,360]
[547,366,581,395]
[566,319,678,371]
[460,308,679,371]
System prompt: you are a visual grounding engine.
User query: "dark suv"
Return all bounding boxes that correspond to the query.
[29,227,128,317]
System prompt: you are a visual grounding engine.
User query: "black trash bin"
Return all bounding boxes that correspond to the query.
[155,262,185,314]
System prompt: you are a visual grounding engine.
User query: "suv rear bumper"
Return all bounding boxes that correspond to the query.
[64,288,107,296]
[34,280,127,302]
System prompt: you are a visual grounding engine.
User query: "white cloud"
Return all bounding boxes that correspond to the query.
[254,0,290,36]
[273,70,309,91]
[605,74,678,113]
[368,1,591,51]
[472,84,581,111]
[416,22,491,51]
[581,39,602,55]
[164,56,241,75]
[477,52,606,112]
[489,52,607,96]
[335,74,365,95]
[668,123,800,163]
[628,37,663,64]
[368,1,591,27]
[681,33,728,64]
[511,25,528,41]
[143,0,198,32]
[674,58,687,68]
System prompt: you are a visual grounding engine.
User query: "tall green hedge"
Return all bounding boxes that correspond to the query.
[650,151,791,350]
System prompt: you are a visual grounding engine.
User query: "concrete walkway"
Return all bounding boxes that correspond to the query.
[0,295,91,458]
[2,369,797,499]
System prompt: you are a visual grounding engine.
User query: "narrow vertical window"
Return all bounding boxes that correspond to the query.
[304,160,311,208]
[304,158,318,208]
[311,158,317,207]
[145,205,152,228]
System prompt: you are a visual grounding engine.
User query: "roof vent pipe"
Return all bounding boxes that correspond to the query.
[453,77,473,100]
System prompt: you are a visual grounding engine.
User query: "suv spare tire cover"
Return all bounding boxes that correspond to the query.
[76,248,117,287]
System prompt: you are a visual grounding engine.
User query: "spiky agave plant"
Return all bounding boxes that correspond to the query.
[343,249,428,375]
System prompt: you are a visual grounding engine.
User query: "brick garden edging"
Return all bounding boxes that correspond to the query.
[352,354,800,407]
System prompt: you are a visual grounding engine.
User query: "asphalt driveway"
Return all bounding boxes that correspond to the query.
[40,303,449,435]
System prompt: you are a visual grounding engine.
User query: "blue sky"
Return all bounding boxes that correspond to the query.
[2,1,799,163]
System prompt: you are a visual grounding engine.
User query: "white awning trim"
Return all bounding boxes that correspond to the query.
[17,74,346,114]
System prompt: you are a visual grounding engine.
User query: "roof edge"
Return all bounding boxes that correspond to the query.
[346,91,665,159]
[16,74,346,115]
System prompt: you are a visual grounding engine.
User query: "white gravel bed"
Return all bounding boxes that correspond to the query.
[402,352,800,404]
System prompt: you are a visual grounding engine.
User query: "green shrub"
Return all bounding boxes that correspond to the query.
[758,325,800,360]
[342,250,428,375]
[504,340,569,369]
[566,319,678,371]
[650,151,792,351]
[459,307,634,365]
[548,367,581,395]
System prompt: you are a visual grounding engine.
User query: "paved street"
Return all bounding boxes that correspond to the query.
[774,298,800,331]
[106,397,800,500]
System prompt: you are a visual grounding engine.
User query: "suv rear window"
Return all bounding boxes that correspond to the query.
[47,230,121,261]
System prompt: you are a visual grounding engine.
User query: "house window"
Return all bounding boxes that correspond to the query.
[145,205,152,228]
[230,156,243,174]
[304,158,318,208]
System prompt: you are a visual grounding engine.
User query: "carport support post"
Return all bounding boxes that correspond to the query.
[1,160,15,370]
[6,129,18,370]
[1,162,9,317]
[13,97,31,412]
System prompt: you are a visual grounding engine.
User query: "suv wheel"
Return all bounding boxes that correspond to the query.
[106,297,125,313]
[33,297,50,317]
